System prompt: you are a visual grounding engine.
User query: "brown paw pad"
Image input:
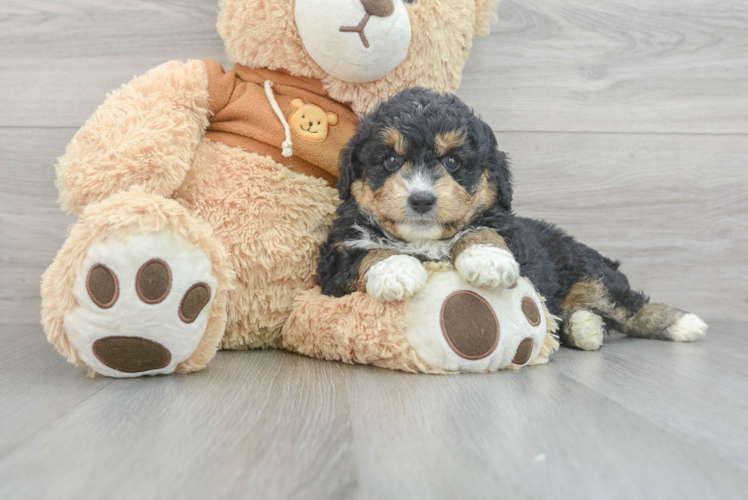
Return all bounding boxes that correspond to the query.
[512,337,534,365]
[440,291,499,360]
[179,283,211,324]
[86,264,119,309]
[522,297,541,326]
[92,336,171,373]
[136,258,172,304]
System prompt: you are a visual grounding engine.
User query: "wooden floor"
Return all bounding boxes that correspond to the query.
[1,1,747,498]
[0,322,747,499]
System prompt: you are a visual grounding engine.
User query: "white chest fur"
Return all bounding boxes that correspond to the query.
[344,224,493,261]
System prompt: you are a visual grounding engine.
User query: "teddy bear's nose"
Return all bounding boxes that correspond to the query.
[361,0,394,18]
[309,121,314,127]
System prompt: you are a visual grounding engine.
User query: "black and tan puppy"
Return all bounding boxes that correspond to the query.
[318,88,707,350]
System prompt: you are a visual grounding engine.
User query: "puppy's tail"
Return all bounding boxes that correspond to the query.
[561,278,707,344]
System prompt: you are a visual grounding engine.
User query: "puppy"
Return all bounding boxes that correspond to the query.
[318,88,707,350]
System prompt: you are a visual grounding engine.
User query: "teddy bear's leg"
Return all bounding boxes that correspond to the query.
[42,189,234,377]
[282,266,559,373]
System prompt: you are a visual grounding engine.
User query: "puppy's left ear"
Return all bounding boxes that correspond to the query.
[482,124,513,211]
[337,135,365,200]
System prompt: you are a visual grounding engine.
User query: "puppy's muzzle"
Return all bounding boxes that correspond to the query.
[408,192,436,215]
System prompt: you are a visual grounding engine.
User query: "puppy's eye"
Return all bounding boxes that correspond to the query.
[383,155,404,172]
[442,157,461,172]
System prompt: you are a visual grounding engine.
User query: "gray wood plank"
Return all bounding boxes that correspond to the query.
[4,128,745,323]
[342,341,748,499]
[0,323,112,456]
[460,0,748,134]
[555,323,748,471]
[3,322,746,499]
[0,0,229,128]
[2,0,747,134]
[0,324,355,500]
[0,128,77,323]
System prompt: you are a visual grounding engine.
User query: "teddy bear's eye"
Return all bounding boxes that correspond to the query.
[318,121,321,125]
[302,115,305,119]
[442,156,461,172]
[383,155,404,172]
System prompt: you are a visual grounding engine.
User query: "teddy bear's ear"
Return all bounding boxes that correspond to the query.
[326,112,339,126]
[290,98,305,109]
[474,0,500,38]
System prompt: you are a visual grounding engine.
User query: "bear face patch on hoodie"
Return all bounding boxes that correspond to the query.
[204,59,359,186]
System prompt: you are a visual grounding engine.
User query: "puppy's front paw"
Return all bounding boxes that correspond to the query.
[455,244,519,289]
[365,255,428,302]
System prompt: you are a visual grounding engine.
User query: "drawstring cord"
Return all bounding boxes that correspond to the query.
[264,80,293,157]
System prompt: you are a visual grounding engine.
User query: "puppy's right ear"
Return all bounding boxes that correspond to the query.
[337,137,365,200]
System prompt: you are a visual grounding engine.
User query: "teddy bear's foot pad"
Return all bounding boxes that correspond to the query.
[67,230,217,377]
[92,336,171,373]
[440,291,499,360]
[406,272,547,373]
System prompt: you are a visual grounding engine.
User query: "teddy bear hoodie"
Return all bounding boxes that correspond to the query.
[203,59,359,186]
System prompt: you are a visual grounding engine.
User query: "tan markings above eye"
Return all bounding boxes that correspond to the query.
[435,130,466,157]
[382,126,407,156]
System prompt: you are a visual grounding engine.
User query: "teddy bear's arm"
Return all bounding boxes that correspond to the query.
[56,60,212,215]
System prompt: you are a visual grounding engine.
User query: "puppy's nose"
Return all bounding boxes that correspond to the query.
[408,192,436,215]
[361,0,394,18]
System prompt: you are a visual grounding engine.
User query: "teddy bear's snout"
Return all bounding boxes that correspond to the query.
[340,0,396,50]
[295,0,412,83]
[340,0,397,49]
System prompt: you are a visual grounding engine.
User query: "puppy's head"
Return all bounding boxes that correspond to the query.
[339,88,512,241]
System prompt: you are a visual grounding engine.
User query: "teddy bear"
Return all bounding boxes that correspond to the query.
[41,0,559,378]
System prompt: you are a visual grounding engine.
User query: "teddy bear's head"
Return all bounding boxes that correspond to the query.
[218,0,499,113]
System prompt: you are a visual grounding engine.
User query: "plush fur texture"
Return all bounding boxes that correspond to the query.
[57,60,211,216]
[319,88,707,346]
[174,139,339,350]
